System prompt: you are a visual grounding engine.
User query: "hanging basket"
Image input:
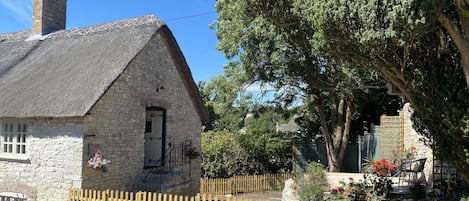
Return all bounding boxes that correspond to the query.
[185,147,200,159]
[87,151,111,171]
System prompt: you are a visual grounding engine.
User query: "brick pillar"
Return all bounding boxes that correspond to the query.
[32,0,66,35]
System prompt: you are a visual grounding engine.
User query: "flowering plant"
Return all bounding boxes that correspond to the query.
[326,178,353,199]
[371,158,396,177]
[87,151,110,169]
[185,147,200,159]
[405,146,418,159]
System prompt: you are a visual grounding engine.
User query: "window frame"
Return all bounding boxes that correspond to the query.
[0,121,30,160]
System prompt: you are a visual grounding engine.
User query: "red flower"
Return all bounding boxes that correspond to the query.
[371,158,396,176]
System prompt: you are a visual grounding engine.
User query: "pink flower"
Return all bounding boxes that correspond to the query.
[338,187,345,193]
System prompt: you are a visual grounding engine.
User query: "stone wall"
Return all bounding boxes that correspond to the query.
[0,118,84,201]
[82,31,202,194]
[403,103,433,184]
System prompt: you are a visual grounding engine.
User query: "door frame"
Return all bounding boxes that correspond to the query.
[144,106,166,168]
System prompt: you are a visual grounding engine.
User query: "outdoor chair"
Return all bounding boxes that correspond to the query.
[397,158,427,186]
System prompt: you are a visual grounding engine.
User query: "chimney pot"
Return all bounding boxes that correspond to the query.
[32,0,67,35]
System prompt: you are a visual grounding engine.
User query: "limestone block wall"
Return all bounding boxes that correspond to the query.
[403,103,434,184]
[82,31,202,194]
[0,118,84,201]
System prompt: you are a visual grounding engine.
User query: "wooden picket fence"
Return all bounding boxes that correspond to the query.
[200,173,293,195]
[68,189,269,201]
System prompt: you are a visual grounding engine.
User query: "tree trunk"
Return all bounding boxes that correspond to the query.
[318,97,354,172]
[336,99,353,170]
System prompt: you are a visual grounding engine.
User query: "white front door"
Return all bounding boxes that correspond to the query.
[144,110,164,167]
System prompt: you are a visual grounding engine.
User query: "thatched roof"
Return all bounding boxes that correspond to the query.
[0,15,208,122]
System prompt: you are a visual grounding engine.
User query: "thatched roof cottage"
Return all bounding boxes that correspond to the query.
[0,0,208,200]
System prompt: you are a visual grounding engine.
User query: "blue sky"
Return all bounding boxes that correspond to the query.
[0,0,225,82]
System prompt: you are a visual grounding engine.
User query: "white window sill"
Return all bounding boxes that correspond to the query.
[0,192,27,200]
[0,154,30,162]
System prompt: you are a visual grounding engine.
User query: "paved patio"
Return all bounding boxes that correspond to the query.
[325,172,430,194]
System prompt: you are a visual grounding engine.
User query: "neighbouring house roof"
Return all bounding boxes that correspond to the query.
[0,15,209,122]
[278,116,301,133]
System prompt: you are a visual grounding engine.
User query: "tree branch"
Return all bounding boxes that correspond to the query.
[438,10,469,55]
[379,69,413,100]
[438,9,469,87]
[318,101,332,148]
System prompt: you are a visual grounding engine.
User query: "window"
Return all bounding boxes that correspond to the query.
[0,192,27,201]
[0,122,28,159]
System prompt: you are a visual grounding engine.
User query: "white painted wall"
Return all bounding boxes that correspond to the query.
[0,118,84,201]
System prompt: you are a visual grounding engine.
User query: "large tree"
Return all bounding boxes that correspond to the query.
[290,0,469,180]
[215,0,468,179]
[214,0,391,172]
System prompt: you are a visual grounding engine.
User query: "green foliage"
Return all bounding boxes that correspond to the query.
[201,130,247,178]
[297,162,327,201]
[198,74,253,132]
[343,174,392,201]
[295,0,437,56]
[361,154,377,173]
[213,0,469,179]
[201,118,293,178]
[291,0,469,177]
[460,194,469,201]
[407,31,469,176]
[214,0,403,172]
[199,73,297,178]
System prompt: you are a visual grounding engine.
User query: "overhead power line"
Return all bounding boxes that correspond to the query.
[164,11,216,22]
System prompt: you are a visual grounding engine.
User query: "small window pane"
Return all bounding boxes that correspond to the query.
[1,122,28,156]
[145,121,152,133]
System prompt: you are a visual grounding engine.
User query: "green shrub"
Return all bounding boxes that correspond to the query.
[297,162,327,201]
[460,194,469,201]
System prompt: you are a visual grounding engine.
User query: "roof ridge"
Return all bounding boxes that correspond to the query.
[49,15,165,39]
[0,30,31,43]
[0,15,164,42]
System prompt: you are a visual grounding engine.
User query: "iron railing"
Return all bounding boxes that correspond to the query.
[140,140,194,192]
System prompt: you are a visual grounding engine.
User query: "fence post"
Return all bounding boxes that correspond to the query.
[200,178,204,194]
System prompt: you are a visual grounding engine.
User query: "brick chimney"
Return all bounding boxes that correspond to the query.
[32,0,66,35]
